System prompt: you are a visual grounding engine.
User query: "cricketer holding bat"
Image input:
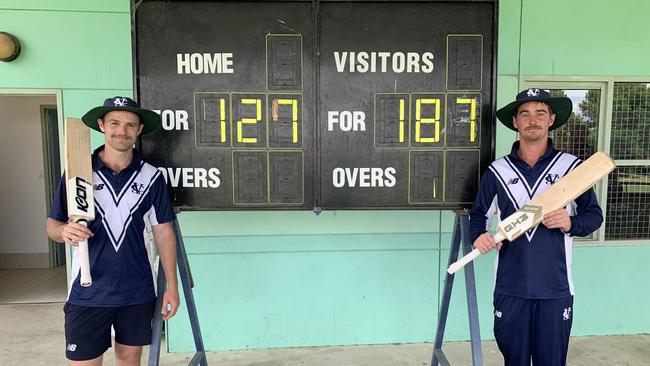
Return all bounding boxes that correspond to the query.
[46,97,179,365]
[469,89,603,365]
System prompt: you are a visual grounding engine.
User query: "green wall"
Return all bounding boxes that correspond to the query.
[519,0,650,76]
[0,1,132,146]
[3,0,649,353]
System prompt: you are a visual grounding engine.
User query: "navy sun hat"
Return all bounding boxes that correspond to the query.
[81,96,161,135]
[496,88,573,132]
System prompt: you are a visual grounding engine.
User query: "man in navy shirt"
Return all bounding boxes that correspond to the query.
[46,96,179,365]
[470,89,603,365]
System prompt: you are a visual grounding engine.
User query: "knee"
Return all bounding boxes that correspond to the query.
[114,345,142,366]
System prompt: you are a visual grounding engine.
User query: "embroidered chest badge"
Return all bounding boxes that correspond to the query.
[131,182,145,195]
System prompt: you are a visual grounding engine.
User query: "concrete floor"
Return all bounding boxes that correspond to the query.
[0,267,67,304]
[1,302,649,366]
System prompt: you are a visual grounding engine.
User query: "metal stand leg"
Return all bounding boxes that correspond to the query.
[460,214,483,366]
[148,218,208,366]
[175,219,208,366]
[431,213,462,366]
[431,211,483,366]
[148,267,166,366]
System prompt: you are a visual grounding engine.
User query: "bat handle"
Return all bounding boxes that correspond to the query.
[77,220,92,287]
[447,248,482,274]
[446,231,506,274]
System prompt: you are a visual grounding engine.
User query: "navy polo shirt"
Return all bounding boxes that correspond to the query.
[469,140,603,299]
[49,146,175,306]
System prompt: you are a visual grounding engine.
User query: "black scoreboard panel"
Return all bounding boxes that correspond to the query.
[135,0,496,210]
[136,1,314,209]
[318,2,493,208]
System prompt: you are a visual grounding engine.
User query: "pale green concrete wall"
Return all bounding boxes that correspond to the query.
[519,0,650,76]
[0,0,132,147]
[171,232,442,350]
[4,0,649,353]
[169,210,446,351]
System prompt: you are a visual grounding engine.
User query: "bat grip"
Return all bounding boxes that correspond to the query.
[77,220,92,287]
[446,231,506,274]
[447,248,481,274]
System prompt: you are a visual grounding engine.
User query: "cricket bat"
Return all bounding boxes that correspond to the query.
[65,118,95,287]
[447,151,616,274]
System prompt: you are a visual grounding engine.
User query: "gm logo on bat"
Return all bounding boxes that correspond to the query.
[502,205,543,239]
[504,213,529,233]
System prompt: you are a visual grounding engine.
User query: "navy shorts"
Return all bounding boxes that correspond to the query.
[493,293,573,366]
[63,300,156,361]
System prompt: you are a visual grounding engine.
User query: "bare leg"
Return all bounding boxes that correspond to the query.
[114,343,143,366]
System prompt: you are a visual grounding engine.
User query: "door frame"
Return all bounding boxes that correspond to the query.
[40,104,65,267]
[0,89,68,275]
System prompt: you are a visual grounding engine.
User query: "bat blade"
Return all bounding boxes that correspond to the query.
[64,118,95,287]
[447,151,616,274]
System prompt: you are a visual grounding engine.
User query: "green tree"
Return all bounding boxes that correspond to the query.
[595,83,650,160]
[549,89,597,160]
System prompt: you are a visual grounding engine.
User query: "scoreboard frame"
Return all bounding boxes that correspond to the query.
[131,0,499,211]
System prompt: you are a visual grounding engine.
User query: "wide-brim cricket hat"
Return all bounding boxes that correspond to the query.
[81,96,161,135]
[496,88,573,131]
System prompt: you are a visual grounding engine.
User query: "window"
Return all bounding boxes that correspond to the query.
[605,83,650,240]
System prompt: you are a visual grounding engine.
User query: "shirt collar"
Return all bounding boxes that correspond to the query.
[508,138,558,167]
[92,145,142,172]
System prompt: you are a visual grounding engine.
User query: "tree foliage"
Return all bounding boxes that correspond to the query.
[607,83,650,160]
[549,89,597,160]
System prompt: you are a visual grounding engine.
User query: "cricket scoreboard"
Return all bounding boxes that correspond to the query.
[135,0,497,210]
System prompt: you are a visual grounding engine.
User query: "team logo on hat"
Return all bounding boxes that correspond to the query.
[526,88,541,97]
[113,97,128,106]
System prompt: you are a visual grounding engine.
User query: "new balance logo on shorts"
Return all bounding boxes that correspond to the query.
[67,343,77,352]
[494,310,503,318]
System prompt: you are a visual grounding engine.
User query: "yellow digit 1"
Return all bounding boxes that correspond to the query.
[292,100,298,143]
[433,178,437,199]
[219,98,226,143]
[277,99,299,143]
[399,98,405,143]
[238,98,261,143]
[457,97,477,143]
[416,98,440,143]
